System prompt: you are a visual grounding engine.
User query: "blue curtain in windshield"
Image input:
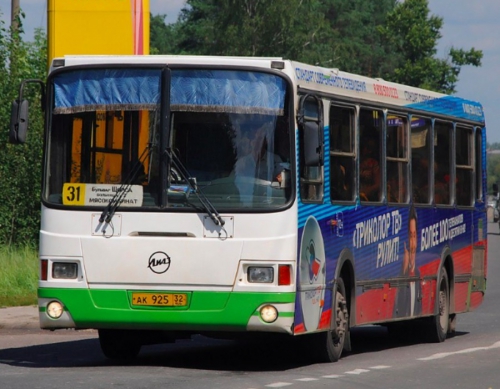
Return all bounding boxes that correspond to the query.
[53,69,162,114]
[53,68,286,115]
[170,70,286,115]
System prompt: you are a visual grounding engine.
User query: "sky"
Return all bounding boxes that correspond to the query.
[1,0,498,142]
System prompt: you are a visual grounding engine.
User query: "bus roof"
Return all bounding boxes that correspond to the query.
[290,60,484,124]
[51,55,485,124]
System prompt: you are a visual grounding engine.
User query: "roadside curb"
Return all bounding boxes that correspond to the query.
[0,306,40,330]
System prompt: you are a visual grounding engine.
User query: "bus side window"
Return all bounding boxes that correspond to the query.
[475,128,484,202]
[330,105,355,202]
[386,114,409,203]
[411,117,432,204]
[456,125,473,206]
[434,121,452,205]
[359,108,382,202]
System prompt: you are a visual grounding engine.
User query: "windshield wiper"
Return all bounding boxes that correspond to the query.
[99,144,151,226]
[164,148,225,227]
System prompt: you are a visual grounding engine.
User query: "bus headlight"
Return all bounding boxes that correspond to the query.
[260,305,278,323]
[46,301,64,319]
[248,267,274,283]
[52,262,78,279]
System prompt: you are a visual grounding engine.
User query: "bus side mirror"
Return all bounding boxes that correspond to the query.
[303,121,322,166]
[9,79,46,144]
[493,183,499,198]
[9,99,29,144]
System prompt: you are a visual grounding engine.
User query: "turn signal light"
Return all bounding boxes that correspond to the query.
[41,259,48,281]
[278,265,291,285]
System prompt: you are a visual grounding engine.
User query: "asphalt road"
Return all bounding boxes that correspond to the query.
[1,222,499,389]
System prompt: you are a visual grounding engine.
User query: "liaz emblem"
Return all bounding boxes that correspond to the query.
[148,251,171,274]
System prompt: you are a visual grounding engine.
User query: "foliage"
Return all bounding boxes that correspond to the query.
[152,0,482,95]
[0,245,38,307]
[378,0,482,94]
[486,144,500,193]
[0,11,47,246]
[167,0,397,72]
[149,13,179,54]
[488,154,500,193]
[173,0,331,60]
[318,0,397,77]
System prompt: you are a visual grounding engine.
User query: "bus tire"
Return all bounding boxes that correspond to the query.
[98,329,142,360]
[312,277,349,362]
[427,268,450,343]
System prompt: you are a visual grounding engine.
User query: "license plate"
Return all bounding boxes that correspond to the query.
[131,292,188,307]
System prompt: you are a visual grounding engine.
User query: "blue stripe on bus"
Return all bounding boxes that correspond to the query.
[406,95,484,122]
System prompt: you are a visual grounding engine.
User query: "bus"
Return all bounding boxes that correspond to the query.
[10,55,487,362]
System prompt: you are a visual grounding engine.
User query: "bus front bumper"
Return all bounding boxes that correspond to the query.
[38,288,296,335]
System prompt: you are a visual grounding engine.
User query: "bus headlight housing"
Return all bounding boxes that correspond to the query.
[52,262,78,279]
[248,267,274,283]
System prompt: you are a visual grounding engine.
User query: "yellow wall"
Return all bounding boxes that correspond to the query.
[48,0,149,65]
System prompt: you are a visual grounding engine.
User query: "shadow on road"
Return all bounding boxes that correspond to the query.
[0,325,470,371]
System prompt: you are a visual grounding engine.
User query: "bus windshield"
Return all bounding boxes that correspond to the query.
[45,68,292,210]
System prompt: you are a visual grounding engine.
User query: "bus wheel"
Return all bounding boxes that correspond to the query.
[312,277,349,362]
[98,329,142,360]
[427,268,449,343]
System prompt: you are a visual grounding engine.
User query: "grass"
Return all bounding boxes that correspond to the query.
[0,245,38,307]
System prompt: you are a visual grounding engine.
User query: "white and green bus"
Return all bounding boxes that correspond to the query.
[10,55,487,362]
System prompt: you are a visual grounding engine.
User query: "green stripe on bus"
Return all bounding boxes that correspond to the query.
[251,311,294,317]
[38,288,295,331]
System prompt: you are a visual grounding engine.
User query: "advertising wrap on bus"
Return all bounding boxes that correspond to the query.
[294,205,485,334]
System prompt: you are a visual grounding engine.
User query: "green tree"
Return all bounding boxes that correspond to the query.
[0,10,46,246]
[150,13,179,54]
[378,0,482,93]
[318,0,397,77]
[163,0,396,71]
[173,0,218,55]
[488,142,500,151]
[487,154,500,194]
[156,0,481,94]
[172,0,330,61]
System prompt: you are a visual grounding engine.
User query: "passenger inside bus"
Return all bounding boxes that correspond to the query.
[359,130,381,201]
[234,122,284,182]
[387,162,406,203]
[233,120,288,205]
[330,117,354,202]
[331,160,349,200]
[434,172,450,204]
[434,134,451,204]
[412,155,432,204]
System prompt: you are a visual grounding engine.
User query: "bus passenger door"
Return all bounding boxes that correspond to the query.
[296,94,328,332]
[297,94,324,203]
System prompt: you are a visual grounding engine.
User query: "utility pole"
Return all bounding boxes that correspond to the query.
[10,0,20,71]
[11,0,20,34]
